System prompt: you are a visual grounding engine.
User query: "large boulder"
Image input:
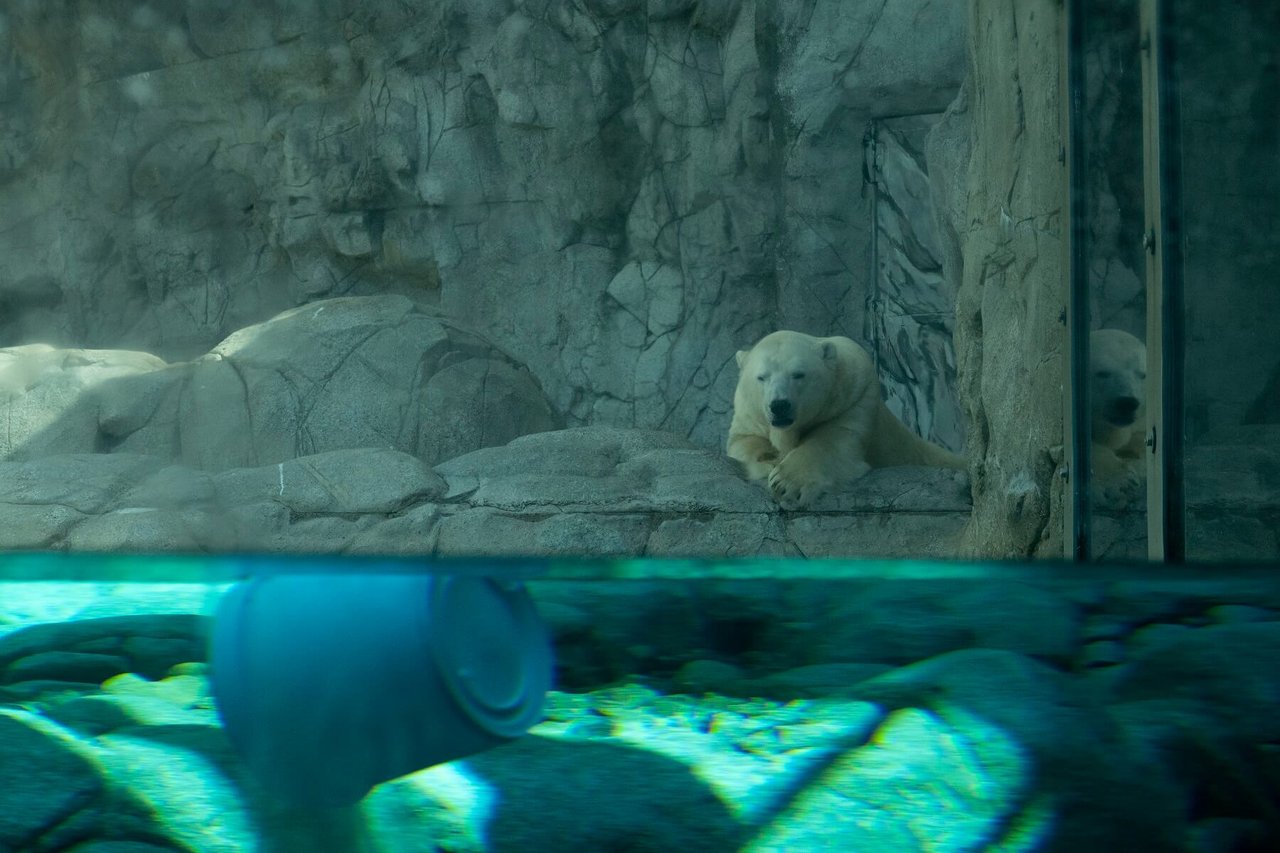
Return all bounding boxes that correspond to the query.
[0,296,561,470]
[0,345,166,460]
[845,649,1188,852]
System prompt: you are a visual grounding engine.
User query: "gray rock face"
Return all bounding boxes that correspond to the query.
[436,426,769,513]
[0,427,969,557]
[1,295,561,470]
[952,0,1067,556]
[867,114,965,454]
[0,447,446,552]
[1077,1,1146,337]
[784,580,1082,666]
[0,346,167,460]
[1175,0,1280,444]
[0,615,206,688]
[1172,0,1280,564]
[434,427,971,558]
[0,0,966,457]
[1108,622,1280,744]
[6,0,1271,564]
[1184,433,1280,560]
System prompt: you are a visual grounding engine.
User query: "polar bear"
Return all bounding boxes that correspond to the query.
[1090,328,1148,506]
[727,330,965,509]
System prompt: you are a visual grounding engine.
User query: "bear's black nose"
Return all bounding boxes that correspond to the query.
[1107,396,1140,425]
[768,399,795,427]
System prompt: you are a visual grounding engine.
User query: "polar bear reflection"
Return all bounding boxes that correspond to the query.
[1090,329,1148,508]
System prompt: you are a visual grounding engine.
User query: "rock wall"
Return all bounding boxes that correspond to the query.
[0,296,562,470]
[868,114,965,452]
[952,0,1067,556]
[2,0,1100,558]
[0,0,966,454]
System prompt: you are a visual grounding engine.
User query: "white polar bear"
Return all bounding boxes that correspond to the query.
[727,330,966,509]
[1090,328,1148,507]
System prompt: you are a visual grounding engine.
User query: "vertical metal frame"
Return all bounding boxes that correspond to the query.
[1139,0,1186,562]
[1063,0,1092,560]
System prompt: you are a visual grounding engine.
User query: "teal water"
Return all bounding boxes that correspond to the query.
[3,557,1279,851]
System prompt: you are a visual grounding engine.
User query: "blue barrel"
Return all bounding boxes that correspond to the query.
[209,573,552,806]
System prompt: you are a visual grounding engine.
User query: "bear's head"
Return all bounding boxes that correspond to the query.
[736,331,837,430]
[1090,328,1147,446]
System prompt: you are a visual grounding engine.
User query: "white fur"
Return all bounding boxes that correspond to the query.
[727,330,965,509]
[1090,328,1148,507]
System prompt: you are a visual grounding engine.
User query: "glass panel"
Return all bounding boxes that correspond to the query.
[1172,0,1280,561]
[3,555,1280,849]
[1078,0,1150,559]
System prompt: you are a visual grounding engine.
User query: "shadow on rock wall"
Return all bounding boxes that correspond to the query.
[0,295,560,470]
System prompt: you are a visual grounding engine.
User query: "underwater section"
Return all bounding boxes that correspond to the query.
[2,557,1280,851]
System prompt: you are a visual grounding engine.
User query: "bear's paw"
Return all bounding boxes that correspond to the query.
[767,456,833,510]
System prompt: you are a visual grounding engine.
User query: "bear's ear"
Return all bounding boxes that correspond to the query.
[735,350,748,368]
[820,342,836,362]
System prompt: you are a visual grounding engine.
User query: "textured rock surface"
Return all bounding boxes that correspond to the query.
[0,713,106,851]
[847,650,1187,852]
[952,0,1067,556]
[1072,0,1280,561]
[0,0,966,457]
[868,114,964,452]
[0,346,168,460]
[1184,433,1280,560]
[4,0,1273,564]
[1,296,561,469]
[0,428,971,558]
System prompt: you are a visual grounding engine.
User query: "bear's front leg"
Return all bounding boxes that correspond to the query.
[768,424,871,510]
[728,432,781,481]
[1091,445,1146,509]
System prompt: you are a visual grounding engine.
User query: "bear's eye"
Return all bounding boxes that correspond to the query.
[792,372,806,380]
[1137,371,1147,380]
[756,374,767,382]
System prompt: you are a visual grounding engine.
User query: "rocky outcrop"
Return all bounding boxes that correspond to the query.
[1,295,561,469]
[0,427,971,557]
[951,0,1067,556]
[0,0,966,455]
